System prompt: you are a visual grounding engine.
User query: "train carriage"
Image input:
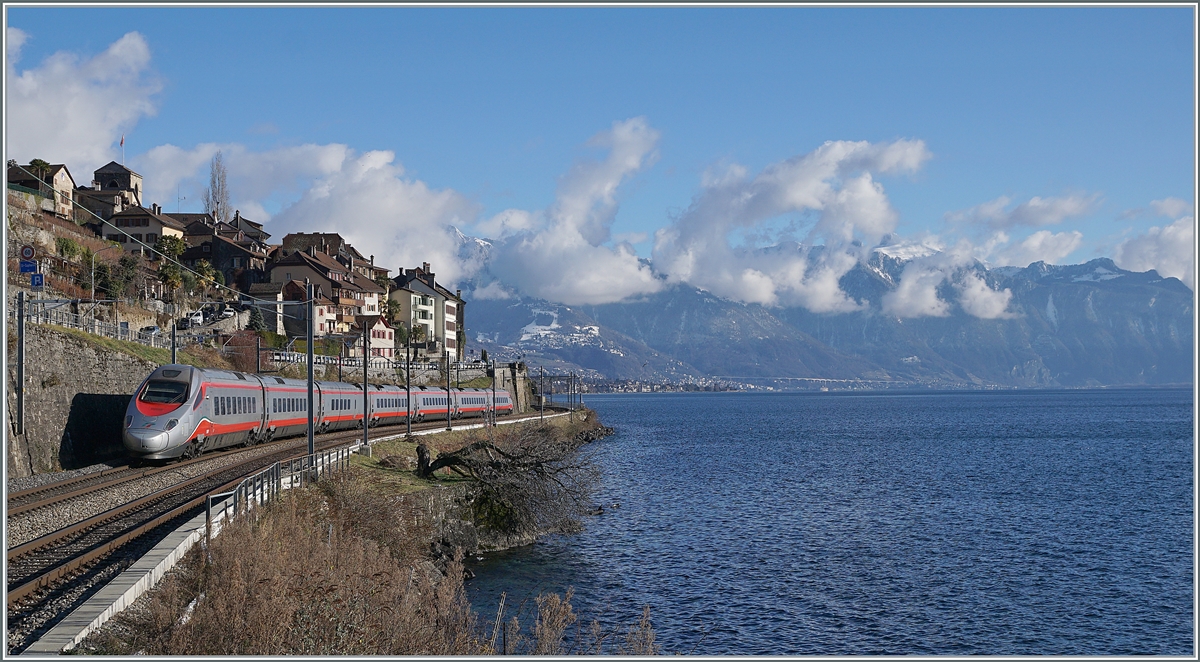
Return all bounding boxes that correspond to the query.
[368,384,409,427]
[263,375,316,440]
[455,388,491,419]
[319,380,364,432]
[411,386,453,423]
[125,364,523,461]
[196,369,268,451]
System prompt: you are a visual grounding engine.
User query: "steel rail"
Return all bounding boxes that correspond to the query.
[6,471,248,608]
[4,407,544,610]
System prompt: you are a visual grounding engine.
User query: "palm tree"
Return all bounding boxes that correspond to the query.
[195,259,216,293]
[28,159,52,194]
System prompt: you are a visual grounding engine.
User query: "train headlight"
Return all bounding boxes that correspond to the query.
[166,419,179,431]
[125,415,133,428]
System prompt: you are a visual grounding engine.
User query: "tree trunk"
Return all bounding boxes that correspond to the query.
[416,443,432,477]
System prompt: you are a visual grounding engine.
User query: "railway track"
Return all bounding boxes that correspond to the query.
[5,411,540,519]
[7,443,310,608]
[5,413,537,610]
[5,410,557,653]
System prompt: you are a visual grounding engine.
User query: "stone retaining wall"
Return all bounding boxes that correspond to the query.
[6,324,158,479]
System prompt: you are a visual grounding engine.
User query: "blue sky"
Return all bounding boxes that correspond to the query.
[5,5,1196,311]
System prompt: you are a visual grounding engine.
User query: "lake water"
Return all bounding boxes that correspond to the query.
[465,389,1194,655]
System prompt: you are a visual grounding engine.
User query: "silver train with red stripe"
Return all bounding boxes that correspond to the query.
[123,364,515,461]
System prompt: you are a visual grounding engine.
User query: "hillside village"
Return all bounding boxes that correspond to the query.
[7,158,466,365]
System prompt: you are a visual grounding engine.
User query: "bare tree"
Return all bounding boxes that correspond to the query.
[203,151,230,224]
[416,423,598,538]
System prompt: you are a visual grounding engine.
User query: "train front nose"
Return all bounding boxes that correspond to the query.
[125,428,170,453]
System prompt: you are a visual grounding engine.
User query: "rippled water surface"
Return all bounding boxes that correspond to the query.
[466,389,1194,655]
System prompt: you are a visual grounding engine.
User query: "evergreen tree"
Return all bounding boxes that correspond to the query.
[247,306,268,332]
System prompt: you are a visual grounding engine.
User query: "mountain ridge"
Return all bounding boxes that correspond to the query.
[454,231,1193,388]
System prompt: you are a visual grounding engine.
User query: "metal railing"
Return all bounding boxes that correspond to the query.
[7,300,208,350]
[204,445,354,550]
[267,350,458,372]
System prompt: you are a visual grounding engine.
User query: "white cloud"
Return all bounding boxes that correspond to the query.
[7,27,28,60]
[1150,197,1193,219]
[954,271,1016,319]
[652,138,931,311]
[487,118,664,305]
[1114,215,1194,289]
[470,281,514,300]
[883,261,951,318]
[134,142,353,218]
[5,31,160,177]
[474,208,541,240]
[881,242,1013,319]
[991,230,1084,267]
[947,193,1100,229]
[270,149,481,284]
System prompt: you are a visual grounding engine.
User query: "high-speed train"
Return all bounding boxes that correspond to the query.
[123,364,515,461]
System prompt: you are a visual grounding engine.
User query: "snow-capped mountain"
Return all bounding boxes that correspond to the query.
[449,230,1193,387]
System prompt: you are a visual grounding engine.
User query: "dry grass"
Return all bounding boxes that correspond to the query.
[86,413,660,655]
[91,479,486,655]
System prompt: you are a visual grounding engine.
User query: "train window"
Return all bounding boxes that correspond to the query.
[161,369,181,378]
[140,380,189,404]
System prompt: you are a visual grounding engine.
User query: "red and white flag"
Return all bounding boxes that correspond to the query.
[120,134,125,147]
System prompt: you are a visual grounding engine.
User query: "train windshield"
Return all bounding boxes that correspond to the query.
[140,380,190,404]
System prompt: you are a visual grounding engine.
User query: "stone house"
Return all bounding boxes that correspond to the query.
[277,232,389,283]
[269,246,385,334]
[279,280,338,339]
[101,204,186,257]
[74,162,144,223]
[176,213,269,291]
[389,262,464,361]
[244,282,286,335]
[349,315,397,359]
[6,162,76,218]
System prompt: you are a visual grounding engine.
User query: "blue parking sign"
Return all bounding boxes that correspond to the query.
[30,273,44,289]
[19,260,37,273]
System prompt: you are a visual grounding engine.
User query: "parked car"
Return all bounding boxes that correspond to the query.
[188,311,204,327]
[219,307,236,319]
[138,325,161,340]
